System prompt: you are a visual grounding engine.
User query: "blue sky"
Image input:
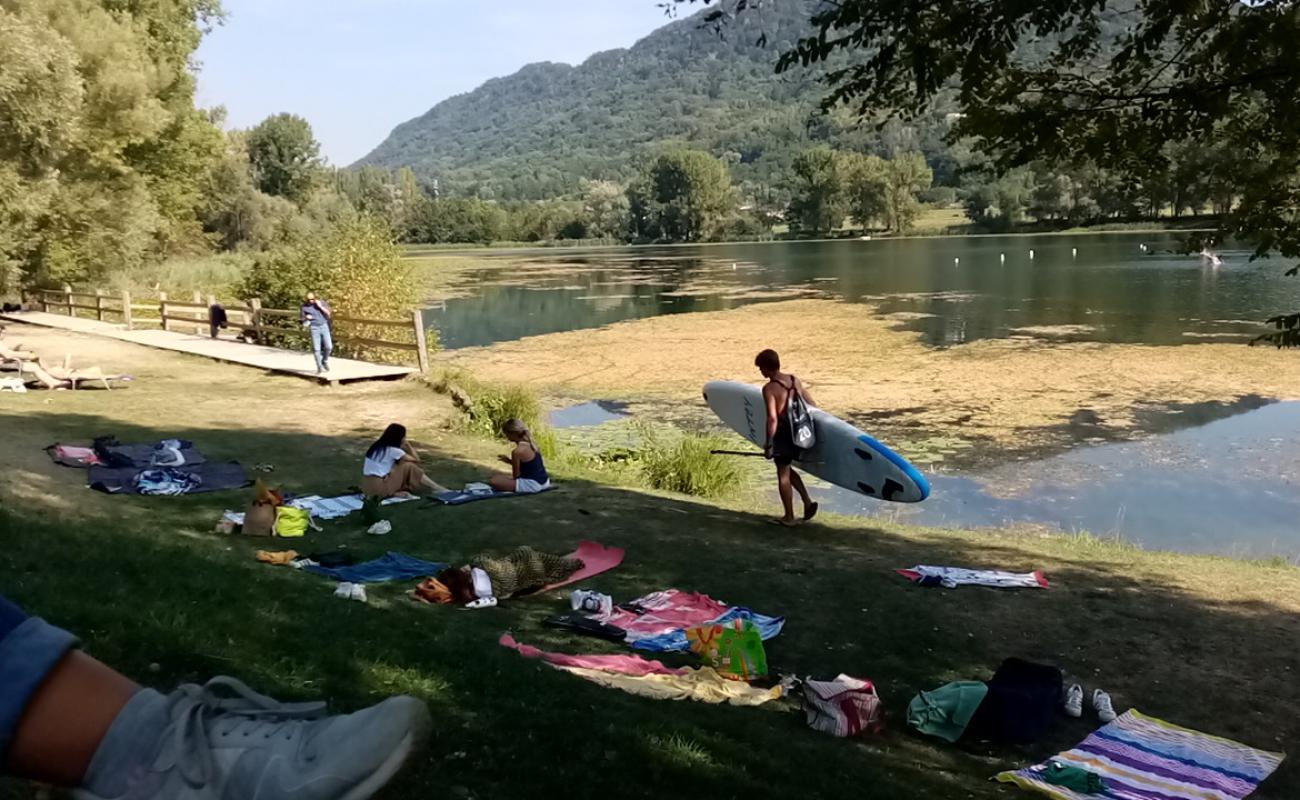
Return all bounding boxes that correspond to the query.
[196,1,673,165]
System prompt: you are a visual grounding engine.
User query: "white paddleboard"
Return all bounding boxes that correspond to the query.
[703,380,931,503]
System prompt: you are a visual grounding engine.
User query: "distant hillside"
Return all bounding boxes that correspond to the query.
[356,1,957,202]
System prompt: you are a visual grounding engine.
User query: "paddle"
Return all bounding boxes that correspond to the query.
[711,449,823,465]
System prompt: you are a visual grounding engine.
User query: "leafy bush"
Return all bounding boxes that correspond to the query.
[639,428,745,499]
[105,253,252,297]
[431,369,544,437]
[467,383,543,439]
[240,217,416,361]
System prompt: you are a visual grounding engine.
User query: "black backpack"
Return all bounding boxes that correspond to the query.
[785,377,816,450]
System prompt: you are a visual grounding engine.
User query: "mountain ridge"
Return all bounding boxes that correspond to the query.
[356,2,954,202]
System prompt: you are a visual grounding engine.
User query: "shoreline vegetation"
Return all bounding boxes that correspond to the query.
[445,298,1300,471]
[401,215,1219,258]
[1,322,1297,800]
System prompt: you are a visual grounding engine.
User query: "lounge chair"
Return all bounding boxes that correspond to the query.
[19,360,130,390]
[0,341,33,368]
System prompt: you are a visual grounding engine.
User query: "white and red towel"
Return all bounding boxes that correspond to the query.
[897,565,1049,589]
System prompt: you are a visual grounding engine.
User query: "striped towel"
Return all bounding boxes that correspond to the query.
[290,494,416,521]
[996,709,1285,799]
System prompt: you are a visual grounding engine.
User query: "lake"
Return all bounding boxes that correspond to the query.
[429,233,1300,560]
[825,400,1300,561]
[420,233,1300,349]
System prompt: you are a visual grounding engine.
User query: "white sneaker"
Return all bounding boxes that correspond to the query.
[570,590,612,615]
[1064,683,1083,718]
[350,583,368,603]
[76,677,431,800]
[1092,688,1117,723]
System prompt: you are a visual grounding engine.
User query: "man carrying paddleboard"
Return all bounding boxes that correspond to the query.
[756,349,819,526]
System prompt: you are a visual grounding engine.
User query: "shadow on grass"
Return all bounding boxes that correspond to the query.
[0,410,1295,799]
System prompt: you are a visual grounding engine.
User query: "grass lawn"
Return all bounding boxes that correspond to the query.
[1,323,1296,799]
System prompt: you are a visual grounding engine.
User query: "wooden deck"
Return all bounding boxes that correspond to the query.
[0,310,417,384]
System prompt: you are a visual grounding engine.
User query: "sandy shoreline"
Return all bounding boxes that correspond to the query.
[449,298,1300,467]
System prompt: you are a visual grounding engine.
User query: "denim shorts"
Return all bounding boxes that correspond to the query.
[0,595,78,758]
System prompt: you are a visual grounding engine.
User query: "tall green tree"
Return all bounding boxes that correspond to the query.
[246,113,323,204]
[843,152,889,231]
[581,179,631,239]
[629,150,734,242]
[788,147,847,236]
[883,153,932,233]
[0,0,224,287]
[670,0,1300,344]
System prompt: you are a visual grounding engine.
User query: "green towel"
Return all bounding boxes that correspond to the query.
[906,681,989,743]
[1042,761,1107,794]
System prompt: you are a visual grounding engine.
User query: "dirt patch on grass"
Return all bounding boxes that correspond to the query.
[449,299,1300,466]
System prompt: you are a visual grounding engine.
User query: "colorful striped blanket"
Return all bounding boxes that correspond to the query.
[996,710,1285,800]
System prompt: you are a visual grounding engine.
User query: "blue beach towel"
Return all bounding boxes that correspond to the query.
[305,552,446,583]
[434,485,555,506]
[631,608,786,653]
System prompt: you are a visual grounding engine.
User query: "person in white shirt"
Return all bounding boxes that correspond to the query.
[361,424,447,498]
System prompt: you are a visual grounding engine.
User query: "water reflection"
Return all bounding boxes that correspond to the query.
[820,400,1300,560]
[419,233,1297,349]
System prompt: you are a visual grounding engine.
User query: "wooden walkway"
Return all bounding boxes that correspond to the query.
[0,310,416,384]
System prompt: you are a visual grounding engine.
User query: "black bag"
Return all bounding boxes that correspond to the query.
[965,657,1064,744]
[786,377,816,450]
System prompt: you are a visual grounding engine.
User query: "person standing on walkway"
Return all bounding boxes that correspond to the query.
[300,291,333,374]
[756,348,819,526]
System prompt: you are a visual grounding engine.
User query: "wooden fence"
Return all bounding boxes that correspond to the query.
[23,286,429,372]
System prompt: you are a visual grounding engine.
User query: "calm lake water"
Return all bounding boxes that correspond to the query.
[433,234,1300,559]
[421,233,1300,349]
[823,400,1300,561]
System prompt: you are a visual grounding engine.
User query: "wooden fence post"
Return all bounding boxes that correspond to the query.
[63,285,73,317]
[413,309,430,373]
[159,292,169,332]
[94,289,104,322]
[249,298,262,344]
[192,290,204,335]
[121,290,133,330]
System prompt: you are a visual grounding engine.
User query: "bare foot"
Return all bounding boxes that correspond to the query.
[803,502,819,522]
[769,517,801,527]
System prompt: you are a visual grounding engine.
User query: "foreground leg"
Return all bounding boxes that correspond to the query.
[1,595,124,786]
[1,597,432,800]
[5,651,137,785]
[489,473,516,493]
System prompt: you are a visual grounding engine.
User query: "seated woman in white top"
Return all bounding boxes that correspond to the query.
[362,423,447,498]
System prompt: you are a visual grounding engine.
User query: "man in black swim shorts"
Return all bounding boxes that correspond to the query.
[756,348,819,526]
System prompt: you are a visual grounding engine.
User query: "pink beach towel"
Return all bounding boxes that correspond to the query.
[537,540,625,592]
[499,634,685,676]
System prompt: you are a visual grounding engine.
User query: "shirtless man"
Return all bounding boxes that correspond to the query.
[756,348,818,526]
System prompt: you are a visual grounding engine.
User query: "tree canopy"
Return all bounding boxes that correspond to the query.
[671,0,1300,344]
[247,113,323,204]
[0,0,226,289]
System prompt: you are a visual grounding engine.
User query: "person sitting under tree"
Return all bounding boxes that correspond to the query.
[756,348,819,526]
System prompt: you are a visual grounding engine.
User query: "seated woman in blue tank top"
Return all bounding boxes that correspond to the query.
[488,418,551,494]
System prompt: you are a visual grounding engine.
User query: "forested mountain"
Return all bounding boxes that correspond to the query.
[357,1,957,204]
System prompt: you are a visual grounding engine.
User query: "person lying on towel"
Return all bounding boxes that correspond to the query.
[487,419,551,494]
[417,547,584,607]
[362,423,449,499]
